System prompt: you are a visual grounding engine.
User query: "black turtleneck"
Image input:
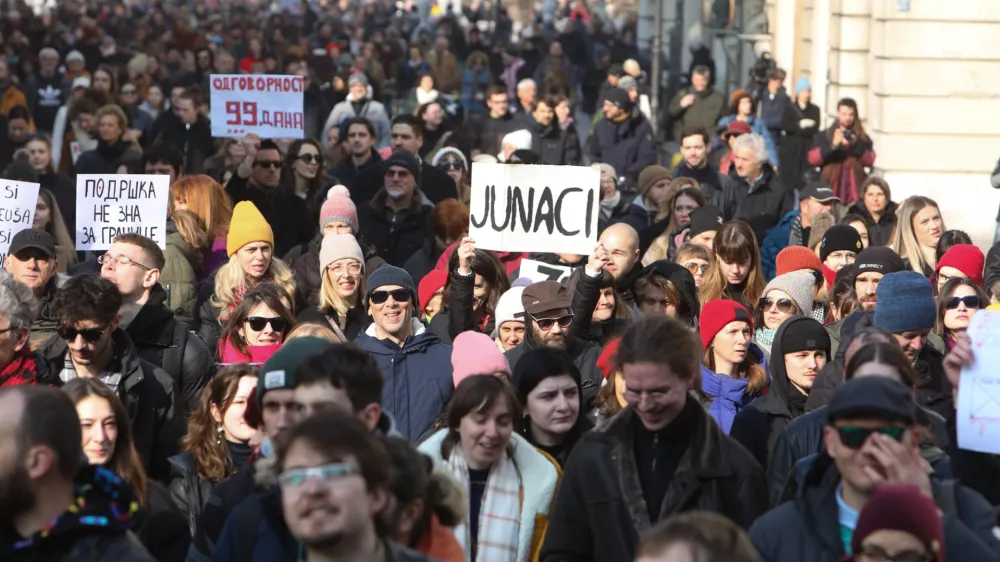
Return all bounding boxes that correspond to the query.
[227,440,253,471]
[632,396,697,523]
[725,279,750,310]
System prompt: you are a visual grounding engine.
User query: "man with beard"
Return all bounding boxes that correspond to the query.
[541,316,767,561]
[598,223,643,309]
[853,246,905,312]
[504,281,603,406]
[354,266,453,441]
[0,385,155,560]
[673,125,738,213]
[529,96,581,165]
[331,117,381,186]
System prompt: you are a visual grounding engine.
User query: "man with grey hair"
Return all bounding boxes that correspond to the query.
[0,269,53,387]
[513,78,538,122]
[730,132,792,243]
[22,47,71,134]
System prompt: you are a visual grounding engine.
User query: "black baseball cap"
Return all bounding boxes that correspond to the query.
[827,376,916,425]
[9,229,56,259]
[801,181,840,204]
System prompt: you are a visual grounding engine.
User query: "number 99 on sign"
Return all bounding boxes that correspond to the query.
[226,101,259,126]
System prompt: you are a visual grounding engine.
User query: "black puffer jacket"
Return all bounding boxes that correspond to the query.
[568,268,630,345]
[428,268,497,345]
[529,117,581,165]
[356,189,435,267]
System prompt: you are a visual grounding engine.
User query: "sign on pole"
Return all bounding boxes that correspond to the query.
[469,163,599,255]
[0,179,40,262]
[75,174,170,251]
[209,75,305,139]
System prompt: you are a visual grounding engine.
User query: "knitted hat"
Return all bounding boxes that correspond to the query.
[776,245,823,275]
[854,246,906,279]
[418,269,448,313]
[597,337,621,379]
[319,233,364,275]
[383,150,421,179]
[807,212,836,250]
[795,77,811,94]
[874,271,936,333]
[819,224,864,263]
[935,244,984,286]
[491,286,526,337]
[762,271,815,317]
[851,484,944,562]
[320,185,359,232]
[430,147,468,170]
[591,162,618,185]
[617,75,638,91]
[699,299,752,350]
[257,337,332,410]
[637,165,672,197]
[227,201,274,257]
[688,205,724,238]
[365,265,417,306]
[605,87,633,110]
[452,331,511,386]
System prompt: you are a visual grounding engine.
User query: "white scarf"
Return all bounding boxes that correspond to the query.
[599,190,622,219]
[446,446,521,562]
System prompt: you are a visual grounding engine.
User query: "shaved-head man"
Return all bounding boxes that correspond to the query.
[599,223,641,308]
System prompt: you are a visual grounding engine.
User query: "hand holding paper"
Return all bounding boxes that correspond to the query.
[955,311,1000,454]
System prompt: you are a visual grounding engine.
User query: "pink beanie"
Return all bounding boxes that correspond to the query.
[320,185,359,232]
[451,331,511,386]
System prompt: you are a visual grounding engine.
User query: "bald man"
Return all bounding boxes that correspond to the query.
[599,223,642,308]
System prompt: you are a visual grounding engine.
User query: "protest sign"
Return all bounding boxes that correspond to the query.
[957,311,1000,454]
[75,174,170,251]
[0,179,39,262]
[517,258,574,283]
[469,163,599,255]
[210,75,305,139]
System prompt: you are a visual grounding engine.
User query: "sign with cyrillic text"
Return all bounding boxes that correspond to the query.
[210,74,305,139]
[0,179,39,262]
[517,258,574,283]
[470,163,599,255]
[75,175,169,250]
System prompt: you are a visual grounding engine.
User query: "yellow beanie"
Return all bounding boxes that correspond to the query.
[227,201,274,257]
[986,303,1000,312]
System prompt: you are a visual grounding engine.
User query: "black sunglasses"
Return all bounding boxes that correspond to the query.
[760,297,796,314]
[945,295,980,310]
[531,313,574,331]
[58,325,109,343]
[835,425,905,449]
[297,154,322,165]
[246,316,288,332]
[438,160,464,171]
[370,289,411,305]
[254,160,283,169]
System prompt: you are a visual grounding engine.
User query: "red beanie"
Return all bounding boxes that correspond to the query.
[776,245,823,276]
[935,244,984,286]
[850,484,944,562]
[699,299,752,351]
[597,338,621,379]
[417,270,448,313]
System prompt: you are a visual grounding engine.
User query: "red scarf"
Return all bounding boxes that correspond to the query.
[0,348,40,387]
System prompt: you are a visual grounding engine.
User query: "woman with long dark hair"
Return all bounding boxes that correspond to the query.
[846,177,897,247]
[281,139,325,236]
[429,238,511,344]
[25,136,76,235]
[216,283,296,365]
[935,278,987,350]
[33,188,77,272]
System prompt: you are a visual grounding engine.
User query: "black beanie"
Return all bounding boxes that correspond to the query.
[605,87,633,111]
[689,205,724,238]
[853,246,905,280]
[820,225,864,262]
[382,150,421,179]
[779,317,831,355]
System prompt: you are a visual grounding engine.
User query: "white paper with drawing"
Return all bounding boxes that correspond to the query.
[469,163,600,255]
[956,311,1000,454]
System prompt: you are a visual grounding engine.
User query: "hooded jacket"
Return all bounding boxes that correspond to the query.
[0,466,156,562]
[354,319,454,441]
[540,398,768,562]
[160,219,204,324]
[730,317,822,469]
[634,260,700,327]
[701,345,769,435]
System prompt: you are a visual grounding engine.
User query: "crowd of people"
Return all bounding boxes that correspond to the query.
[0,1,999,562]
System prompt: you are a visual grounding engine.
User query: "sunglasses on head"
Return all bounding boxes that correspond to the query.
[246,316,288,332]
[297,153,322,165]
[58,325,108,343]
[254,160,283,169]
[760,297,796,314]
[438,160,464,171]
[531,313,573,331]
[835,425,905,449]
[370,289,410,305]
[945,295,980,310]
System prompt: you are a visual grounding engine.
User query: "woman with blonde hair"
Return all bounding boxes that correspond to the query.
[195,201,295,352]
[699,221,766,310]
[161,209,210,323]
[297,233,371,341]
[170,174,234,280]
[890,195,946,277]
[25,136,77,234]
[644,178,706,263]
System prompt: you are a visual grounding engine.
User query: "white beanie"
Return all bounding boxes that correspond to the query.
[430,147,469,169]
[319,233,364,275]
[490,287,527,338]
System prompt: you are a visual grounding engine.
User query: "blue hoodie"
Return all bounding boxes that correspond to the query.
[700,347,769,434]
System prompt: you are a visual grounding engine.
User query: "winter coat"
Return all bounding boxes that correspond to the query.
[530,117,581,166]
[426,50,462,93]
[760,210,802,279]
[167,452,215,536]
[74,139,142,175]
[161,221,203,324]
[297,305,371,341]
[40,329,182,481]
[672,161,740,220]
[728,162,793,246]
[0,466,156,562]
[540,399,768,562]
[846,199,897,247]
[146,113,214,175]
[473,112,520,158]
[428,269,495,345]
[420,430,561,562]
[807,126,876,205]
[701,346,769,435]
[187,461,264,562]
[346,159,458,207]
[125,284,214,417]
[667,87,726,142]
[590,110,657,185]
[402,238,444,289]
[506,336,603,408]
[225,173,313,257]
[778,100,821,193]
[354,320,454,441]
[135,482,190,562]
[568,268,630,345]
[356,189,435,267]
[322,94,392,149]
[330,149,382,187]
[760,89,791,138]
[194,280,223,356]
[717,115,779,167]
[749,454,1000,562]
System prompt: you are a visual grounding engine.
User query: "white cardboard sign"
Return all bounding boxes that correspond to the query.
[956,311,1000,454]
[469,163,599,255]
[0,179,40,262]
[517,258,574,283]
[209,74,305,139]
[75,174,170,250]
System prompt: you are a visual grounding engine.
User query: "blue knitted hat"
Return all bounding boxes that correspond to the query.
[874,271,936,333]
[795,76,811,94]
[365,265,418,307]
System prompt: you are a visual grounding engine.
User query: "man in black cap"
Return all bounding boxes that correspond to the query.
[688,205,725,250]
[590,86,657,186]
[852,246,906,312]
[819,224,863,274]
[761,181,840,279]
[355,150,434,266]
[750,376,1000,561]
[3,229,60,347]
[505,280,603,405]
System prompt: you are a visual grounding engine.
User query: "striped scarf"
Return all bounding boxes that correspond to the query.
[446,447,521,562]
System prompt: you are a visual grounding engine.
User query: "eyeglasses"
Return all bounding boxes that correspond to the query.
[857,545,934,562]
[97,253,151,270]
[945,295,980,310]
[530,313,573,331]
[58,324,109,344]
[119,88,138,95]
[370,288,410,305]
[278,462,360,490]
[254,160,283,169]
[760,297,796,314]
[683,261,709,275]
[385,169,412,178]
[328,262,362,276]
[246,316,288,332]
[835,425,905,449]
[438,160,465,171]
[297,153,322,165]
[623,388,670,404]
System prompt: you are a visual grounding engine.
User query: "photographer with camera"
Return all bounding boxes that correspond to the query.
[807,98,876,205]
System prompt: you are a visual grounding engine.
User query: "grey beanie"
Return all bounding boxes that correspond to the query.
[762,270,815,316]
[365,265,417,307]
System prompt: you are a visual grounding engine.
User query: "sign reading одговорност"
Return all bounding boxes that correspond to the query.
[75,174,170,251]
[209,74,305,139]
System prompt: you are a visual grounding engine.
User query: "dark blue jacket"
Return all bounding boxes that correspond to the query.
[760,210,800,280]
[212,488,297,562]
[354,322,454,442]
[590,110,657,186]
